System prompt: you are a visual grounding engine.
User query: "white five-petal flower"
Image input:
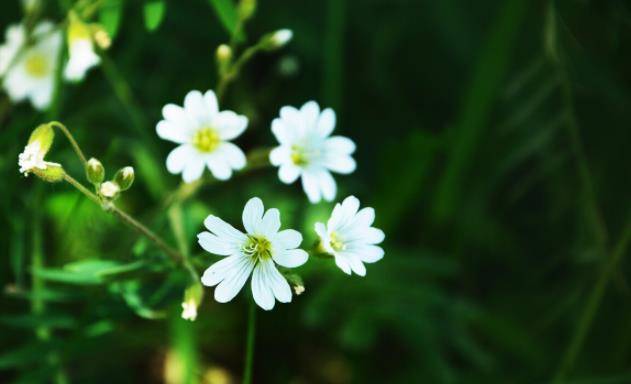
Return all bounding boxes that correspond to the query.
[0,22,62,110]
[269,101,356,203]
[18,141,47,176]
[156,90,248,183]
[315,196,384,276]
[199,197,308,310]
[64,16,100,81]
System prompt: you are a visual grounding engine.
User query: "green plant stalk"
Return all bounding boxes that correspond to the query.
[49,121,88,165]
[552,214,631,382]
[242,298,256,384]
[63,173,184,264]
[216,44,263,101]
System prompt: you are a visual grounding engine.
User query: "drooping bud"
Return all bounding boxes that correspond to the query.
[85,158,104,185]
[260,29,293,51]
[284,273,305,295]
[32,162,65,183]
[181,283,203,321]
[99,181,120,199]
[238,0,257,21]
[216,44,232,75]
[114,166,134,191]
[28,123,55,156]
[19,123,56,177]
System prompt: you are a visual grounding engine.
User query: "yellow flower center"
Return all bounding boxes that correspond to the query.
[291,145,308,166]
[24,53,49,78]
[330,232,345,252]
[243,236,273,261]
[192,128,220,153]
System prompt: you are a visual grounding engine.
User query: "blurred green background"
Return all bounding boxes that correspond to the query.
[2,0,631,382]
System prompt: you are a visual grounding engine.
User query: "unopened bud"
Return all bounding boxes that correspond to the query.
[284,273,304,295]
[99,181,120,199]
[216,44,232,63]
[181,283,203,321]
[85,158,104,184]
[261,29,292,51]
[28,123,55,156]
[238,0,257,21]
[32,162,65,183]
[114,166,134,191]
[91,25,111,50]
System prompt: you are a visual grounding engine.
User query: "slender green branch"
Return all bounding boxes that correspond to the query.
[63,174,184,264]
[242,299,256,384]
[216,44,262,101]
[50,121,88,165]
[552,213,631,382]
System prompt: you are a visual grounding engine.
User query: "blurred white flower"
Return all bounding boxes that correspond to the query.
[271,29,292,47]
[18,141,47,176]
[156,90,248,183]
[199,197,308,310]
[181,299,198,321]
[99,181,119,198]
[64,16,100,81]
[269,101,356,203]
[315,196,384,276]
[0,21,62,110]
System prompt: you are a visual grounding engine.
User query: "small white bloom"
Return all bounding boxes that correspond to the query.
[0,22,62,110]
[199,197,308,310]
[269,101,356,203]
[18,141,46,176]
[315,196,384,276]
[271,29,292,47]
[156,90,248,183]
[64,17,100,81]
[99,181,119,198]
[181,299,198,321]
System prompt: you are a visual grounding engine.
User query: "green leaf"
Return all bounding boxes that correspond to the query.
[144,0,166,32]
[34,260,151,285]
[0,313,75,329]
[100,0,124,39]
[207,0,241,38]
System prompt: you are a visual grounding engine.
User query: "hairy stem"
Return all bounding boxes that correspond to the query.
[242,299,256,384]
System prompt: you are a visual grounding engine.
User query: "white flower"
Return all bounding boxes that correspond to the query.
[1,22,62,110]
[64,17,100,81]
[271,29,292,47]
[269,101,356,203]
[99,181,119,198]
[156,90,248,183]
[181,299,198,321]
[199,197,308,310]
[18,141,47,176]
[315,196,384,276]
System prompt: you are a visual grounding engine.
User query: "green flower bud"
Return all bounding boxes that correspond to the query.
[181,283,204,321]
[32,163,65,183]
[27,123,55,156]
[284,273,304,295]
[216,44,232,75]
[238,0,257,21]
[260,29,293,51]
[99,181,120,199]
[114,166,134,191]
[85,158,105,185]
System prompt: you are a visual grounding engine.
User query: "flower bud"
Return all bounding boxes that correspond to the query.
[91,25,112,50]
[216,44,232,64]
[28,123,55,156]
[85,158,104,184]
[99,181,120,199]
[284,273,304,295]
[114,166,134,191]
[32,162,65,183]
[181,283,203,321]
[238,0,257,21]
[260,29,293,51]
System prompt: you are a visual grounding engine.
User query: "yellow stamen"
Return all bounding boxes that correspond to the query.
[243,236,273,261]
[24,53,49,78]
[330,232,345,251]
[192,128,220,153]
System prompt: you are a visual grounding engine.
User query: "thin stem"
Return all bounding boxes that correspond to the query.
[552,213,631,382]
[49,121,88,165]
[63,173,184,264]
[216,44,262,101]
[242,299,256,384]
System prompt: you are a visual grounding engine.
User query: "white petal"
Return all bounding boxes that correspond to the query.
[182,157,205,182]
[242,197,264,234]
[325,136,355,155]
[205,155,232,180]
[251,263,275,310]
[259,208,280,237]
[354,245,384,263]
[197,231,234,256]
[166,145,195,174]
[347,254,366,276]
[317,170,336,202]
[301,171,322,203]
[317,108,336,137]
[279,106,301,126]
[328,195,360,230]
[162,104,196,131]
[217,142,246,170]
[30,80,53,110]
[184,90,212,124]
[314,222,328,240]
[203,90,219,115]
[271,119,294,145]
[156,120,190,144]
[273,248,308,268]
[352,207,375,228]
[263,260,292,303]
[204,215,247,243]
[213,111,247,140]
[201,255,241,286]
[334,255,352,275]
[269,146,291,166]
[275,229,302,249]
[323,154,356,174]
[214,257,254,303]
[300,101,320,128]
[278,164,301,184]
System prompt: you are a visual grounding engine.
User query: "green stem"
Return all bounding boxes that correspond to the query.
[216,44,262,101]
[49,121,88,165]
[63,174,184,264]
[242,299,256,384]
[552,214,631,382]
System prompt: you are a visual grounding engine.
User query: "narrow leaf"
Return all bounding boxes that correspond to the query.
[144,0,166,32]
